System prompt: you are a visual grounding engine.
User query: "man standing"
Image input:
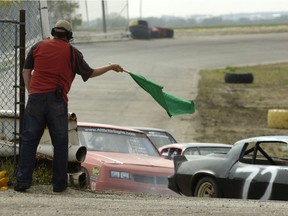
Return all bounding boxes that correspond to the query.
[14,20,124,192]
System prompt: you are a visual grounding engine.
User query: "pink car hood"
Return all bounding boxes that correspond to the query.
[86,151,173,169]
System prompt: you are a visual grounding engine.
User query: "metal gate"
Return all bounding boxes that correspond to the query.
[0,18,23,160]
[0,1,43,164]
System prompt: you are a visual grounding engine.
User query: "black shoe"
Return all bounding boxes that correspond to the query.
[14,184,30,192]
[53,186,67,193]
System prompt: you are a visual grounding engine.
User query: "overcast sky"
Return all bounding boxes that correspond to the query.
[77,0,288,20]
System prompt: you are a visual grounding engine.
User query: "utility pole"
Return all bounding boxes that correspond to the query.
[126,0,129,29]
[39,0,50,38]
[85,0,90,27]
[102,0,107,33]
[139,0,142,19]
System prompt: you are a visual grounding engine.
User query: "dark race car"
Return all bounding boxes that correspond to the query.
[168,136,288,201]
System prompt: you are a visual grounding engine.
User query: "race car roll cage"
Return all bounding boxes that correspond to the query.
[241,141,288,166]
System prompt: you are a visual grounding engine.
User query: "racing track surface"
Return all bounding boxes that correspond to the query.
[69,32,288,143]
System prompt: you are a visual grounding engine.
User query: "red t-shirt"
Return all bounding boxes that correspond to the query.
[24,38,93,102]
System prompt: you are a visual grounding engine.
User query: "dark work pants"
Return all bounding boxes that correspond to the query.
[16,92,68,189]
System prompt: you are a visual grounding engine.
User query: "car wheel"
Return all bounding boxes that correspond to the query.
[194,177,220,198]
[81,167,90,188]
[224,72,254,83]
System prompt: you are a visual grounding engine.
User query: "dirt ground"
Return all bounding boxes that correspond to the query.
[194,62,288,145]
[1,185,288,216]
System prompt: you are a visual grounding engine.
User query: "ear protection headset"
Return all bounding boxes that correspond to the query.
[51,27,73,40]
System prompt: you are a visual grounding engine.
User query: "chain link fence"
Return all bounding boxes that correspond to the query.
[0,0,129,161]
[0,1,43,160]
[76,0,129,31]
[0,19,19,158]
[73,0,130,42]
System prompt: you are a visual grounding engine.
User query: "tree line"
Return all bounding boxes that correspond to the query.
[47,0,288,30]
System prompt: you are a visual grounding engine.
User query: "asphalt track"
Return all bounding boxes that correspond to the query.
[69,32,288,143]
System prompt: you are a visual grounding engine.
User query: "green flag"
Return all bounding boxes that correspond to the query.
[127,71,195,117]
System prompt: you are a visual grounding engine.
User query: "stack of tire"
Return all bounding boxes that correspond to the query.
[150,27,174,39]
[129,20,174,39]
[129,20,151,39]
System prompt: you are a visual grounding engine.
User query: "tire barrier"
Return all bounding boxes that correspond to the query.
[267,109,288,129]
[151,27,174,38]
[224,72,254,84]
[129,25,151,39]
[129,20,174,39]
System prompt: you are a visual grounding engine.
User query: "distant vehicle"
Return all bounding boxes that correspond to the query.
[128,20,151,39]
[77,122,176,195]
[158,143,231,160]
[130,127,177,148]
[129,20,174,39]
[168,136,288,201]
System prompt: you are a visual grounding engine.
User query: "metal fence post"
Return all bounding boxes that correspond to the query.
[18,9,26,162]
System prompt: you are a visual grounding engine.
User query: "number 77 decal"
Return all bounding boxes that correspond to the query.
[236,166,278,200]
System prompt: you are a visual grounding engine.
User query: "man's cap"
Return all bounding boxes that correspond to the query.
[54,20,72,32]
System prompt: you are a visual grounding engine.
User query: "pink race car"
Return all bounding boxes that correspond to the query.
[78,122,176,195]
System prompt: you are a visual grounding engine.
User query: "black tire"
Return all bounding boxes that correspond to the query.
[129,26,151,39]
[224,72,253,84]
[150,29,160,38]
[81,167,90,188]
[137,20,148,27]
[194,177,220,198]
